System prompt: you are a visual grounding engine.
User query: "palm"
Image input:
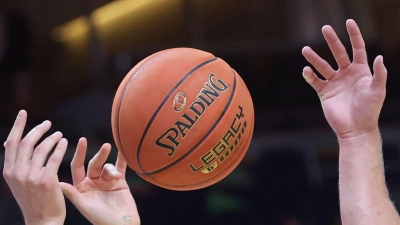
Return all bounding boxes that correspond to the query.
[302,20,387,138]
[71,177,138,225]
[60,139,140,225]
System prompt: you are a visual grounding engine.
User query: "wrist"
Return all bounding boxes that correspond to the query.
[337,126,381,145]
[25,217,65,225]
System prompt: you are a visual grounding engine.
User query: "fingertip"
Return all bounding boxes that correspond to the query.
[17,110,26,119]
[42,120,51,126]
[60,138,68,146]
[346,19,355,25]
[378,55,384,63]
[302,46,311,55]
[346,19,359,30]
[104,143,111,147]
[303,66,313,74]
[373,55,385,66]
[102,143,112,151]
[77,137,87,146]
[321,25,332,32]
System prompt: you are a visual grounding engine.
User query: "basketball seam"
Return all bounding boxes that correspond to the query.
[149,114,254,189]
[116,49,176,168]
[139,68,237,177]
[139,69,255,188]
[136,57,220,175]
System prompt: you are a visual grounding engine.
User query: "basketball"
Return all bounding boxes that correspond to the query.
[111,48,254,190]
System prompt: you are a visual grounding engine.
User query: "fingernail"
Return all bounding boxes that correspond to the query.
[3,141,6,147]
[60,138,67,145]
[53,131,62,136]
[42,120,50,125]
[17,110,24,119]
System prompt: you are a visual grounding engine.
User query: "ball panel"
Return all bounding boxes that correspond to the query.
[138,70,254,190]
[138,114,254,191]
[139,59,235,173]
[112,48,255,190]
[116,48,215,172]
[111,49,175,164]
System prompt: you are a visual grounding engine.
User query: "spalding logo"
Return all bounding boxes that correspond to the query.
[155,73,229,157]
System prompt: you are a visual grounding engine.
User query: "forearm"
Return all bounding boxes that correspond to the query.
[338,127,400,225]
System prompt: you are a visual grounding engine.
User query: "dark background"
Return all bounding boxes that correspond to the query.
[1,0,400,224]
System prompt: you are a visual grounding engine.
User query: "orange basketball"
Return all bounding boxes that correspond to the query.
[111,48,254,190]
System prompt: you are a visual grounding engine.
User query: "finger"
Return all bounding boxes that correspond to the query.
[15,120,52,165]
[302,46,336,80]
[346,19,367,64]
[71,138,88,185]
[30,131,63,174]
[371,55,387,91]
[303,66,326,93]
[87,143,111,178]
[46,138,68,173]
[116,151,127,176]
[4,110,27,170]
[100,163,123,181]
[322,25,351,69]
[59,182,84,207]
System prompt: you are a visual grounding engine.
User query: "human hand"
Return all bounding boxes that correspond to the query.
[59,138,140,225]
[302,19,387,139]
[3,110,67,225]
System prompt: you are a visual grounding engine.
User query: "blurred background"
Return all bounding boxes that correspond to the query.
[1,0,400,224]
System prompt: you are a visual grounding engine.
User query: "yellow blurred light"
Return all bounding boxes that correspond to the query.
[91,0,154,26]
[53,16,90,42]
[53,0,159,42]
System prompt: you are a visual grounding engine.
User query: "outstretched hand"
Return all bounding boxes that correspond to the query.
[59,138,140,225]
[3,110,67,225]
[302,19,387,139]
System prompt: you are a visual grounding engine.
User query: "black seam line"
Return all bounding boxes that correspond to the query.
[137,57,219,174]
[156,113,254,188]
[116,49,176,166]
[140,66,236,176]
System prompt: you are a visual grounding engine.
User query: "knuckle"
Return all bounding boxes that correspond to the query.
[27,176,39,186]
[4,139,16,148]
[19,139,32,148]
[38,177,53,190]
[14,172,27,184]
[3,169,12,180]
[34,145,45,154]
[38,179,48,188]
[88,158,96,167]
[48,155,60,165]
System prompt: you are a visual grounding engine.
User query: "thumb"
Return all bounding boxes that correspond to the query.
[302,66,325,93]
[371,55,387,90]
[101,163,123,181]
[59,182,84,205]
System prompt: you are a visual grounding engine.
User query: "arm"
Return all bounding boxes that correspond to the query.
[3,110,67,225]
[338,129,399,224]
[302,19,400,225]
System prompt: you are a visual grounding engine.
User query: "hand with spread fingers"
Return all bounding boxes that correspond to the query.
[59,138,140,225]
[302,19,387,139]
[303,19,400,225]
[3,110,68,225]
